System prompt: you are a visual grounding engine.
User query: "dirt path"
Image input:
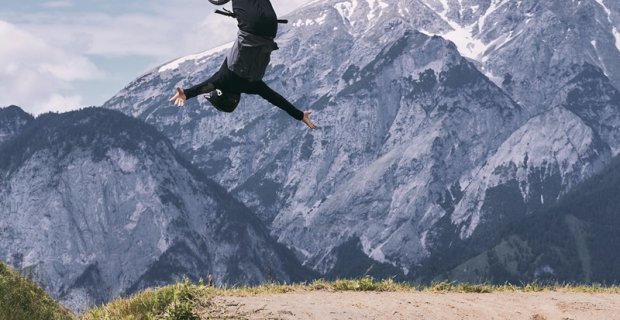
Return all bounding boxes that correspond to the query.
[203,291,620,320]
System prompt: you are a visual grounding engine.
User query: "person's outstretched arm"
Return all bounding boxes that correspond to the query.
[171,60,232,107]
[253,82,317,129]
[184,79,216,100]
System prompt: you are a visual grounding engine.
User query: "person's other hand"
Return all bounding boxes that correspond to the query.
[170,87,187,107]
[302,111,317,129]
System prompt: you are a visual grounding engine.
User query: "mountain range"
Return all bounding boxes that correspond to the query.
[105,0,620,276]
[2,0,620,311]
[0,107,311,311]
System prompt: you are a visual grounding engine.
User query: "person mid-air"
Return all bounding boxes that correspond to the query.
[170,0,317,129]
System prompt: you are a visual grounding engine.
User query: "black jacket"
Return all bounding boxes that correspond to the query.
[183,59,304,121]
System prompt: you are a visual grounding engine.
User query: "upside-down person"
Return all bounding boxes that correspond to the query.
[170,0,317,129]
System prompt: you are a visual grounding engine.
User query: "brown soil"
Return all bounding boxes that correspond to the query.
[201,291,620,320]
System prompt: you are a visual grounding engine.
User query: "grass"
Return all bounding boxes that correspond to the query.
[0,262,76,320]
[82,277,620,319]
[2,260,619,320]
[424,280,620,294]
[82,279,208,320]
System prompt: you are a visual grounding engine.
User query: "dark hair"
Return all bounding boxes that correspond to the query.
[208,0,231,5]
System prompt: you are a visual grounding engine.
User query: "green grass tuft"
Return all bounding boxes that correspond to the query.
[82,278,208,320]
[427,281,493,293]
[0,262,76,320]
[328,276,408,292]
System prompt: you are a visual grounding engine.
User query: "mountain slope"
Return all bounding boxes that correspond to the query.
[0,107,311,311]
[0,261,75,320]
[416,0,620,113]
[452,63,620,240]
[443,152,620,284]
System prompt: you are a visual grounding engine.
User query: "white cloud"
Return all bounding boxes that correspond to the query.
[0,20,101,114]
[15,12,232,62]
[179,0,312,53]
[43,1,72,8]
[15,0,312,61]
[45,94,84,113]
[273,0,312,15]
[181,14,238,55]
[0,0,312,113]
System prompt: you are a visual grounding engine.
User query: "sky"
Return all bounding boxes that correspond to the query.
[0,0,311,115]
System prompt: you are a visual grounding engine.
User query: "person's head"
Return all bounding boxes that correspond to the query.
[206,89,240,113]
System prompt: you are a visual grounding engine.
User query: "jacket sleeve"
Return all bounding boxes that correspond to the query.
[183,60,230,100]
[183,75,217,100]
[253,82,304,121]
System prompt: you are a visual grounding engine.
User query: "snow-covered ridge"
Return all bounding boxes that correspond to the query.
[159,42,232,73]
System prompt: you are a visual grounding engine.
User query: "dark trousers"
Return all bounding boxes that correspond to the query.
[232,0,278,38]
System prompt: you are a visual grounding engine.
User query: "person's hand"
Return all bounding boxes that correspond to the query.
[170,87,187,107]
[302,111,317,129]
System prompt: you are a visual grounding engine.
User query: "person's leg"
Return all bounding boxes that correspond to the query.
[246,81,304,120]
[232,0,278,38]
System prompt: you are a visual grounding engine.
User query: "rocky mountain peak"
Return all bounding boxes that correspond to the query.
[0,107,311,312]
[0,105,33,145]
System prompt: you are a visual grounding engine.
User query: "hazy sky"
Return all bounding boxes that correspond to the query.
[0,0,311,114]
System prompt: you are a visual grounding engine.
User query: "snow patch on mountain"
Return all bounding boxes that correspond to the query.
[442,23,488,60]
[419,0,496,61]
[594,0,612,16]
[478,0,503,30]
[334,0,359,23]
[365,0,389,21]
[159,42,232,73]
[293,13,328,27]
[594,0,620,51]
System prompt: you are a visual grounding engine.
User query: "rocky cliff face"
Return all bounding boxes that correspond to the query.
[452,64,620,239]
[417,0,620,114]
[103,0,620,280]
[442,152,620,284]
[0,107,310,311]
